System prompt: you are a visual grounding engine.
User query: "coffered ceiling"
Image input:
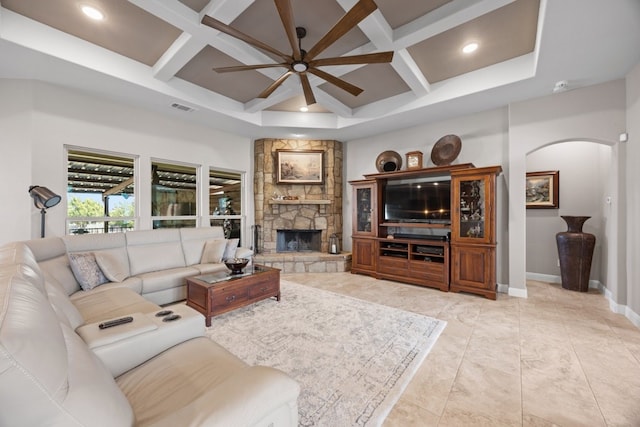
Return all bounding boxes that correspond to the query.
[0,0,639,140]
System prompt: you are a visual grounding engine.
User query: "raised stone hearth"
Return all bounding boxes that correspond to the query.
[254,252,351,273]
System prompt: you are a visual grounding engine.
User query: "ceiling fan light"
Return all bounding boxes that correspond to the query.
[300,106,309,112]
[292,62,308,73]
[462,42,478,54]
[81,5,105,21]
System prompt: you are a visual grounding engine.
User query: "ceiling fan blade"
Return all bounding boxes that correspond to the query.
[309,51,393,67]
[258,71,293,98]
[305,0,377,61]
[274,0,302,61]
[308,68,363,97]
[213,63,288,73]
[299,73,317,105]
[202,15,290,61]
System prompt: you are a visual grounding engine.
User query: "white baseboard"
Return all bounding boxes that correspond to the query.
[526,272,640,329]
[625,307,640,328]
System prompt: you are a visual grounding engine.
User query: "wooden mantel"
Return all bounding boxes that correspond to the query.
[268,199,332,205]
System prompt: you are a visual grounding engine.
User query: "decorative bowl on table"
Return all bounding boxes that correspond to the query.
[224,258,249,274]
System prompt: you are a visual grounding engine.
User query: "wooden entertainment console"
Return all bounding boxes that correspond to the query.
[350,163,501,299]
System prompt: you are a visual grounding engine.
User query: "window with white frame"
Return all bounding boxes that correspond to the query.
[151,160,198,229]
[66,149,136,234]
[209,168,243,241]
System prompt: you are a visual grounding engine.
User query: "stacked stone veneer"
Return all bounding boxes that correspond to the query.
[254,139,348,272]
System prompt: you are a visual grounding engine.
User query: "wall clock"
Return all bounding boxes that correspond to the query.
[405,151,423,170]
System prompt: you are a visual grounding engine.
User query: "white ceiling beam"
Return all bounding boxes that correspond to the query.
[394,0,517,48]
[153,33,208,81]
[312,89,354,118]
[200,0,256,24]
[391,49,430,96]
[244,88,299,113]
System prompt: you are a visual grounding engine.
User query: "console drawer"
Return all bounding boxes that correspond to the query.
[211,286,249,309]
[378,256,408,276]
[248,281,279,298]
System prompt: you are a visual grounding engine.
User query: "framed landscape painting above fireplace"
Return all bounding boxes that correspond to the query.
[276,150,324,184]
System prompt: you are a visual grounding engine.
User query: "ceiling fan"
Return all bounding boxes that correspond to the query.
[201,0,394,106]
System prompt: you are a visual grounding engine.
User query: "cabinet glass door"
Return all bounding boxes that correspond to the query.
[356,187,373,233]
[458,178,486,239]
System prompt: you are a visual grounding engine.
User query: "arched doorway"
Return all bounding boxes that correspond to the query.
[525,140,614,291]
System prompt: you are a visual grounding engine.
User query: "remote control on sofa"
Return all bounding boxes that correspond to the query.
[99,316,134,329]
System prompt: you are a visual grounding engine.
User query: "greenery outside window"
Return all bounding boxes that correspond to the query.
[66,149,136,234]
[152,161,198,229]
[209,169,243,241]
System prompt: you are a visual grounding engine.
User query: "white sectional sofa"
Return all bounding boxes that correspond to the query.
[0,227,300,426]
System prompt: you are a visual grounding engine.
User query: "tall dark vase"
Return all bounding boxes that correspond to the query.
[556,216,596,292]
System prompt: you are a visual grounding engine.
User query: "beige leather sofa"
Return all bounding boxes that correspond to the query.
[28,226,253,305]
[0,228,300,426]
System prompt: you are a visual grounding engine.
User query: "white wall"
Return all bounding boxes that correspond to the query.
[344,107,510,284]
[526,142,611,282]
[0,80,32,243]
[0,80,253,245]
[626,63,640,319]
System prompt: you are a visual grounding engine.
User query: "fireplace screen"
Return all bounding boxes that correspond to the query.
[276,229,322,252]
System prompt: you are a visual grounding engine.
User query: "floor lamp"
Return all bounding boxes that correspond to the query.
[28,185,61,238]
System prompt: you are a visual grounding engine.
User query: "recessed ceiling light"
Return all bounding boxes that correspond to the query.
[462,42,478,54]
[299,106,309,112]
[81,5,105,21]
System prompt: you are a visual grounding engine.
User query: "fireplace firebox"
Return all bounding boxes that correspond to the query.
[276,229,322,252]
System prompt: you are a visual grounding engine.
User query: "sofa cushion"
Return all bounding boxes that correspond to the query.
[223,238,240,260]
[70,287,160,325]
[64,232,127,253]
[37,254,82,295]
[116,337,299,427]
[0,243,47,293]
[126,229,186,276]
[192,262,229,275]
[44,279,85,330]
[68,252,109,291]
[137,266,199,295]
[23,236,67,263]
[95,247,130,282]
[180,227,226,265]
[201,238,227,263]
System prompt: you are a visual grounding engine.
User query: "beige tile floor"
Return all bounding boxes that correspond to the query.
[284,272,640,427]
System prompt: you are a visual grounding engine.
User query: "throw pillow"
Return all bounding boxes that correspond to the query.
[95,247,130,282]
[201,239,227,264]
[222,238,239,261]
[68,252,109,291]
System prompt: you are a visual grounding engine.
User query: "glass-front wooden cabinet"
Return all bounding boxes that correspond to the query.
[350,180,378,275]
[351,180,377,237]
[452,174,492,244]
[450,166,502,299]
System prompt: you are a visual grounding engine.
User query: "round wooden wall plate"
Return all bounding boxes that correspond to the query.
[431,134,462,165]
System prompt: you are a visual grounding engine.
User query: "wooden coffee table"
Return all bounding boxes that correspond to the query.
[186,265,280,327]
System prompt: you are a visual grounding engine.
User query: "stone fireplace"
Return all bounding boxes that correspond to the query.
[253,138,350,272]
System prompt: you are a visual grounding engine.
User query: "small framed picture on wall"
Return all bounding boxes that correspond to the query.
[526,170,559,209]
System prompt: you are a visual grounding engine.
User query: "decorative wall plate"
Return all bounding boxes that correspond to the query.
[431,134,462,165]
[375,151,402,172]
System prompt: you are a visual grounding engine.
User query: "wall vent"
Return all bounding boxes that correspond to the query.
[170,102,196,112]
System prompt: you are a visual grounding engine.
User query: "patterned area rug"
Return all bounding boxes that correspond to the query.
[206,280,446,427]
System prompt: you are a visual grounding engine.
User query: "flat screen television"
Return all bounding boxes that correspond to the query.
[383,176,451,223]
